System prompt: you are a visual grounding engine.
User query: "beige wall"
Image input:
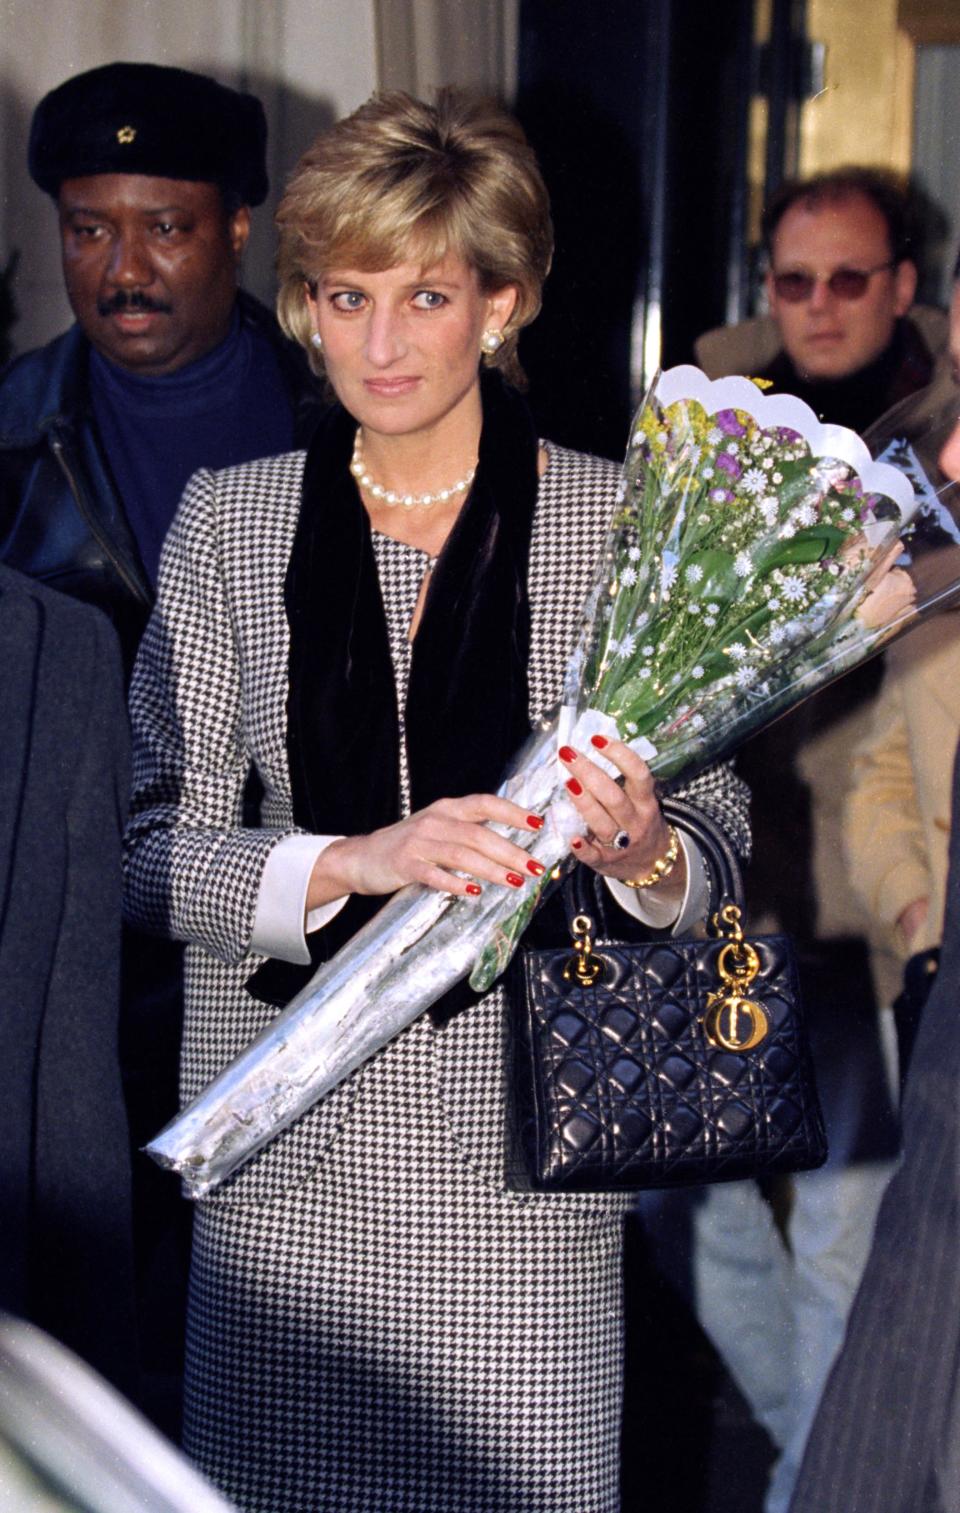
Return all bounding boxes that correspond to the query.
[800,0,914,174]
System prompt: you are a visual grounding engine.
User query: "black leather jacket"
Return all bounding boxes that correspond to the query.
[0,290,325,673]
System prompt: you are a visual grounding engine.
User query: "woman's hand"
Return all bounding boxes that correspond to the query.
[306,796,545,910]
[559,737,686,900]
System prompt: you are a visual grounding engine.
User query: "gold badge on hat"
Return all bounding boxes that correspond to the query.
[117,125,137,145]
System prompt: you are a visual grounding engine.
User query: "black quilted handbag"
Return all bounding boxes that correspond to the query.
[507,797,827,1192]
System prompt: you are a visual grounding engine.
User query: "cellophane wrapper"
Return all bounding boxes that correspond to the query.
[148,367,960,1195]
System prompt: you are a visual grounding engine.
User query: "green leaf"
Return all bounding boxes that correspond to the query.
[755,525,846,571]
[684,549,738,601]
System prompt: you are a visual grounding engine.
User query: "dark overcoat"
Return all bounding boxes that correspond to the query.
[789,738,960,1512]
[0,564,136,1393]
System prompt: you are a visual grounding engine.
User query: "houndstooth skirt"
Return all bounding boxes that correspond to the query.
[131,444,750,1512]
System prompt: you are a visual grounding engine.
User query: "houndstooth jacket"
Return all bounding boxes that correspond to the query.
[124,439,751,1201]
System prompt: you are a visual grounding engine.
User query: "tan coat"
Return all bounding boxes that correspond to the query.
[844,612,960,959]
[694,305,949,381]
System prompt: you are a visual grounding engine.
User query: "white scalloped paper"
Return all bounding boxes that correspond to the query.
[652,364,917,524]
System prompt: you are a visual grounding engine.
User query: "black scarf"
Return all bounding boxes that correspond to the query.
[249,372,540,1008]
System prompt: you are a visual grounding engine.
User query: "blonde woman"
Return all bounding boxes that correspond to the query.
[125,90,749,1512]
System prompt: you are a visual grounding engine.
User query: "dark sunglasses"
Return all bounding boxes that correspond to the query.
[771,260,895,303]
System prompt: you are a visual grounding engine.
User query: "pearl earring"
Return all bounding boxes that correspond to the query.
[310,332,323,352]
[480,328,504,356]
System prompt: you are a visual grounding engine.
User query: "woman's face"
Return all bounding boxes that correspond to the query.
[305,252,516,445]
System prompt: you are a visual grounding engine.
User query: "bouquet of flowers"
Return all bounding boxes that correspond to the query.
[148,366,960,1196]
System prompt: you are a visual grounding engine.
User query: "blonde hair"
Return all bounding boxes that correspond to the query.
[276,88,553,387]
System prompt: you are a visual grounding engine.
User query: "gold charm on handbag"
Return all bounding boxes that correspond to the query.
[703,902,770,1052]
[563,913,604,986]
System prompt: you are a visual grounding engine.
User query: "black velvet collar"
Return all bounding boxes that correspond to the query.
[249,372,540,1007]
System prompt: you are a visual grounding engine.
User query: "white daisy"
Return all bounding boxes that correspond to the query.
[841,508,855,521]
[643,644,655,656]
[686,563,704,584]
[637,665,652,679]
[688,602,702,615]
[628,545,641,561]
[728,642,749,662]
[762,457,774,469]
[661,563,677,590]
[769,623,787,644]
[691,664,705,679]
[704,616,717,628]
[772,471,783,483]
[620,565,638,587]
[691,714,706,731]
[703,467,715,480]
[792,503,817,526]
[706,603,720,615]
[779,523,796,539]
[734,551,753,578]
[734,665,757,688]
[711,488,729,503]
[781,574,806,603]
[707,428,723,445]
[741,467,767,496]
[767,597,781,610]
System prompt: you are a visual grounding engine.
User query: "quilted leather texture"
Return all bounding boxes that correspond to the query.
[509,934,827,1192]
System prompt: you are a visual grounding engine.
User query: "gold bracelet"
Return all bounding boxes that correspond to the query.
[620,825,681,889]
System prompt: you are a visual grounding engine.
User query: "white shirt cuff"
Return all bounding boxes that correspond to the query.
[250,833,350,964]
[604,831,709,935]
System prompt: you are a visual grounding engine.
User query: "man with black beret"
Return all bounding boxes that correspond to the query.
[0,60,324,672]
[0,61,324,1435]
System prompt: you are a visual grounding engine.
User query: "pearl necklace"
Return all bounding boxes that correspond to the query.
[350,430,476,509]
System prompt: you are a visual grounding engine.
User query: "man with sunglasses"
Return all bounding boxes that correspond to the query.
[650,168,950,1513]
[760,168,941,431]
[698,167,947,432]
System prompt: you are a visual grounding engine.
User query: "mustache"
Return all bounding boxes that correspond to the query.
[97,290,173,317]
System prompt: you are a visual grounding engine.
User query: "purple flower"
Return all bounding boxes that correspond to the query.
[715,409,746,437]
[716,452,742,479]
[775,426,802,445]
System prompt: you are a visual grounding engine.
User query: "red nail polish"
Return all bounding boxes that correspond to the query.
[571,839,583,850]
[466,883,482,896]
[527,859,545,876]
[566,778,583,796]
[506,872,525,888]
[590,734,609,749]
[558,746,577,762]
[527,814,544,830]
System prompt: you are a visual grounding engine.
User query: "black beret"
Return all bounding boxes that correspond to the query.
[29,61,269,205]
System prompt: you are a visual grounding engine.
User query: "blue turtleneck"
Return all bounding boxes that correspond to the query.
[90,306,294,585]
